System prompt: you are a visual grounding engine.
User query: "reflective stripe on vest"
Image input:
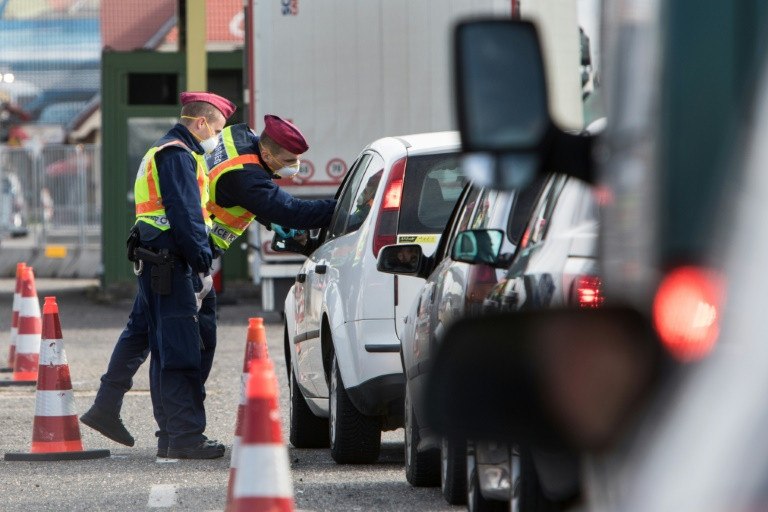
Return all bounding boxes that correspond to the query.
[134,140,211,231]
[206,129,261,250]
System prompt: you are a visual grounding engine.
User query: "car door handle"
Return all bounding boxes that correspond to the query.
[296,273,306,283]
[316,264,327,274]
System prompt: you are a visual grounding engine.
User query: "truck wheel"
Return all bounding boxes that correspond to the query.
[404,385,440,486]
[289,365,330,448]
[329,353,381,463]
[441,436,467,503]
[467,442,508,512]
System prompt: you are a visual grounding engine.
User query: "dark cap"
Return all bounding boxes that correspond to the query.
[264,114,309,154]
[180,92,236,119]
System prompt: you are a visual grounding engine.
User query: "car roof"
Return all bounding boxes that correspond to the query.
[366,130,461,156]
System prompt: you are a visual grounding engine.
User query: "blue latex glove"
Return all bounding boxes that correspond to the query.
[271,223,304,239]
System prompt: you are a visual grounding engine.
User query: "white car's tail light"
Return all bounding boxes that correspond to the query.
[372,157,407,257]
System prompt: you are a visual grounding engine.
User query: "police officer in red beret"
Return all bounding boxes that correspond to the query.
[81,108,336,458]
[81,92,236,459]
[203,115,336,253]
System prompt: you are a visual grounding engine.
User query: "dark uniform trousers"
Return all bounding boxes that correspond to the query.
[94,260,218,450]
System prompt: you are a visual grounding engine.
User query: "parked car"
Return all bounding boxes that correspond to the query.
[281,131,467,463]
[472,173,601,511]
[0,156,29,238]
[21,89,98,122]
[376,178,545,506]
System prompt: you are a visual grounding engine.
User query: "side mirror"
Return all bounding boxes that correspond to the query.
[425,307,666,451]
[456,20,549,154]
[451,229,504,265]
[454,19,595,187]
[376,244,424,276]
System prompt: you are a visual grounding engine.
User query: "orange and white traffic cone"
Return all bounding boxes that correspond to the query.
[1,262,25,373]
[230,358,294,512]
[4,296,110,461]
[1,265,40,386]
[225,318,271,511]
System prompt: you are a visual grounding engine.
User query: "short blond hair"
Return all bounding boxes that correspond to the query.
[258,131,282,154]
[180,102,223,126]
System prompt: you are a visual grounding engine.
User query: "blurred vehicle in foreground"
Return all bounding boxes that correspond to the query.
[280,131,466,463]
[428,4,768,511]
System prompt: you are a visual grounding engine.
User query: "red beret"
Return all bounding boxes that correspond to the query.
[264,114,309,154]
[180,92,236,119]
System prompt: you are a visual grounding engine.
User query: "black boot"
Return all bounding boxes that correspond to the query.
[80,404,135,447]
[167,438,225,459]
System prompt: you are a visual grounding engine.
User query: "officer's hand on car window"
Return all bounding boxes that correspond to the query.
[271,223,306,241]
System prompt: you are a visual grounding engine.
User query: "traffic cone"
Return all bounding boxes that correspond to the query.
[4,297,110,461]
[225,318,271,511]
[0,265,39,386]
[1,262,26,372]
[230,358,294,512]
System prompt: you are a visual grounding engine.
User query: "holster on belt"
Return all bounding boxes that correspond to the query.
[134,247,175,295]
[126,226,140,262]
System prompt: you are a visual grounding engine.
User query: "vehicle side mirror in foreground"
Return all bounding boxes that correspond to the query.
[451,229,504,265]
[454,19,595,187]
[425,307,666,451]
[376,244,424,276]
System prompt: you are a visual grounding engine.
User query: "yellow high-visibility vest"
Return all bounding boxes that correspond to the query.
[206,126,259,250]
[134,140,212,232]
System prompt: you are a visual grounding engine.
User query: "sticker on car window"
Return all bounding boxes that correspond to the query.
[398,235,438,243]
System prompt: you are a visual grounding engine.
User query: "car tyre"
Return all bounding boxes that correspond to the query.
[518,445,560,512]
[467,442,508,512]
[441,436,467,503]
[289,365,330,448]
[329,353,381,463]
[404,384,440,486]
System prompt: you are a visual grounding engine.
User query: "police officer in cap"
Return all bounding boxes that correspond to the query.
[81,91,235,459]
[81,112,336,454]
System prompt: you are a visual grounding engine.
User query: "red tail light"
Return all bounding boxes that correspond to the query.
[652,266,724,362]
[571,275,604,308]
[466,264,498,303]
[373,157,407,257]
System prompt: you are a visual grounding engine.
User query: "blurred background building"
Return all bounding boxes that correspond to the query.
[0,0,246,282]
[0,0,244,146]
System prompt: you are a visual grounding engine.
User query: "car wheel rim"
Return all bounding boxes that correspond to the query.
[330,357,337,444]
[467,448,478,511]
[441,437,449,491]
[510,451,521,512]
[405,387,413,469]
[289,368,295,425]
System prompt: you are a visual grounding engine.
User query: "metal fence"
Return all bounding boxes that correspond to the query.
[0,144,101,247]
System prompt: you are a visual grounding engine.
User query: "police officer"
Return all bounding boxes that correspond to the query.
[81,113,336,453]
[81,91,234,459]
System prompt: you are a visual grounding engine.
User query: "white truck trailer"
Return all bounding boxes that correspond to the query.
[244,0,582,311]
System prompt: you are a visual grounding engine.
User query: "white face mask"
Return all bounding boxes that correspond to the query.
[200,136,219,154]
[275,161,301,179]
[181,115,219,154]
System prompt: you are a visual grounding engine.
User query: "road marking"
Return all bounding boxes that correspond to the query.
[148,484,177,508]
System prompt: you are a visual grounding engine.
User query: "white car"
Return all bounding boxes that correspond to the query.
[283,131,467,463]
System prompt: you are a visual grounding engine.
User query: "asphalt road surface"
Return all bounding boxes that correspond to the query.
[0,279,461,512]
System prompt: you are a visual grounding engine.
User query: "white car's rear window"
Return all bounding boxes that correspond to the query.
[400,153,466,234]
